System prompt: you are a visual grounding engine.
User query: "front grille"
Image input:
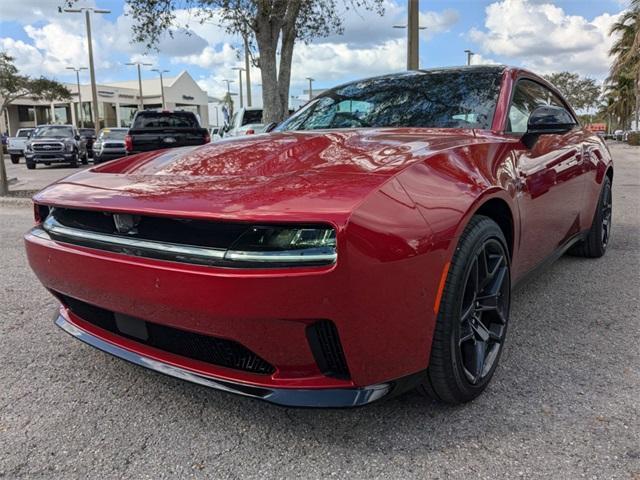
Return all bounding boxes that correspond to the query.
[32,142,64,152]
[51,207,248,250]
[306,320,350,379]
[55,292,276,375]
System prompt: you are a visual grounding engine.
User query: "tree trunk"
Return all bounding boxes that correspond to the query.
[253,0,301,124]
[0,105,9,196]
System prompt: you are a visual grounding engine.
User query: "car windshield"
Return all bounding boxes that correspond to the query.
[33,126,74,138]
[242,110,263,125]
[278,69,503,131]
[133,112,199,129]
[100,129,127,140]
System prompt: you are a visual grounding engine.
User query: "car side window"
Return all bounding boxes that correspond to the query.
[507,79,569,134]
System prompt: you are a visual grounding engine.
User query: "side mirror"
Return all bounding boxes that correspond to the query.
[264,122,278,133]
[522,105,576,148]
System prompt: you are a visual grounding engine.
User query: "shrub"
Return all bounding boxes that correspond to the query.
[627,132,640,146]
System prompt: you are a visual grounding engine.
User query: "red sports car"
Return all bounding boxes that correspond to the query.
[25,66,613,407]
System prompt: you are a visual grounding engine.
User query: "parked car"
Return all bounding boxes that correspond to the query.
[25,66,613,407]
[614,129,624,141]
[209,126,223,141]
[24,125,88,169]
[93,128,129,164]
[7,128,35,164]
[223,108,292,137]
[124,110,210,155]
[78,128,97,158]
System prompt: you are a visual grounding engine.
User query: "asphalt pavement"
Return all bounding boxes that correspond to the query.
[0,143,638,479]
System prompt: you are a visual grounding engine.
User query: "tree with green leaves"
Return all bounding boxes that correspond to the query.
[0,52,71,195]
[608,0,639,130]
[122,0,385,124]
[543,72,601,114]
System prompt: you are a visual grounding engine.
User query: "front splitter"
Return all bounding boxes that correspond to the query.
[55,314,398,408]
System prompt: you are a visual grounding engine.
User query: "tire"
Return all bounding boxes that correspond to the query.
[10,154,20,164]
[69,153,79,168]
[81,152,88,165]
[26,161,35,170]
[418,215,511,404]
[569,176,612,258]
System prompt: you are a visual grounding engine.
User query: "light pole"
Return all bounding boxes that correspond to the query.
[465,49,475,66]
[223,79,234,95]
[126,61,153,111]
[232,67,245,109]
[151,68,169,109]
[393,0,427,71]
[66,66,88,128]
[242,34,252,107]
[306,77,314,100]
[62,6,111,134]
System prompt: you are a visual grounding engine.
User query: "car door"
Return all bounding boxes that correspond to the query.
[508,79,585,277]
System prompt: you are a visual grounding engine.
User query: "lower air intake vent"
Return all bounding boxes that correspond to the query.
[306,320,350,379]
[55,292,275,375]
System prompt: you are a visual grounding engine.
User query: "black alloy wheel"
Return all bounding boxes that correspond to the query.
[419,215,511,404]
[569,176,612,258]
[458,238,510,385]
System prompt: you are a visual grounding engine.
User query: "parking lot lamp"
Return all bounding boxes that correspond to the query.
[151,69,170,109]
[126,62,153,111]
[393,0,427,71]
[306,77,314,100]
[66,66,88,128]
[223,79,234,95]
[62,7,110,135]
[465,49,475,66]
[232,67,245,109]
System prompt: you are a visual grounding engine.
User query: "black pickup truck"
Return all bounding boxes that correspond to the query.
[125,110,210,155]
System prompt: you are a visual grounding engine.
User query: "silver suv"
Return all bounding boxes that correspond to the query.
[24,125,88,169]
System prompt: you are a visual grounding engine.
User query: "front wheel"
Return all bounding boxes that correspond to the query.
[10,154,20,164]
[418,216,511,404]
[26,161,35,170]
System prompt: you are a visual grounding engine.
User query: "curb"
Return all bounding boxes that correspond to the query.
[0,196,33,208]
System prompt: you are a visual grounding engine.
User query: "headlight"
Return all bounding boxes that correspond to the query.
[65,142,74,152]
[25,143,32,152]
[225,226,337,265]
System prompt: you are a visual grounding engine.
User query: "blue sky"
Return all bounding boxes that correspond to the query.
[0,0,630,103]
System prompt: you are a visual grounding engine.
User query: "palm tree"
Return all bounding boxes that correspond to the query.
[608,0,639,129]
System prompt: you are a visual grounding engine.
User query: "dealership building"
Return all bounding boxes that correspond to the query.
[1,71,209,136]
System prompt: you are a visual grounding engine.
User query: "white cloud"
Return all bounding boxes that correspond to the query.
[291,39,406,83]
[469,0,620,78]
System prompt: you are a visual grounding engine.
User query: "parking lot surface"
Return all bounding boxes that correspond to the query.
[3,156,91,192]
[1,143,638,479]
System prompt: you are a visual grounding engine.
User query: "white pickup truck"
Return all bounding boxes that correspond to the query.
[7,128,35,164]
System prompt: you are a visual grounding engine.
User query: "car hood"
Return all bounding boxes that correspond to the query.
[34,128,481,224]
[30,137,70,143]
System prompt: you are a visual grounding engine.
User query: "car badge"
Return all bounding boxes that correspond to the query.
[113,214,140,235]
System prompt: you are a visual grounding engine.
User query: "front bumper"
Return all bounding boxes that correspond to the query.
[26,152,76,163]
[55,312,416,407]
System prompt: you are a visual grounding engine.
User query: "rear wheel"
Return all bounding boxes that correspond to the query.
[69,152,79,168]
[10,154,20,164]
[418,216,510,404]
[569,176,612,258]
